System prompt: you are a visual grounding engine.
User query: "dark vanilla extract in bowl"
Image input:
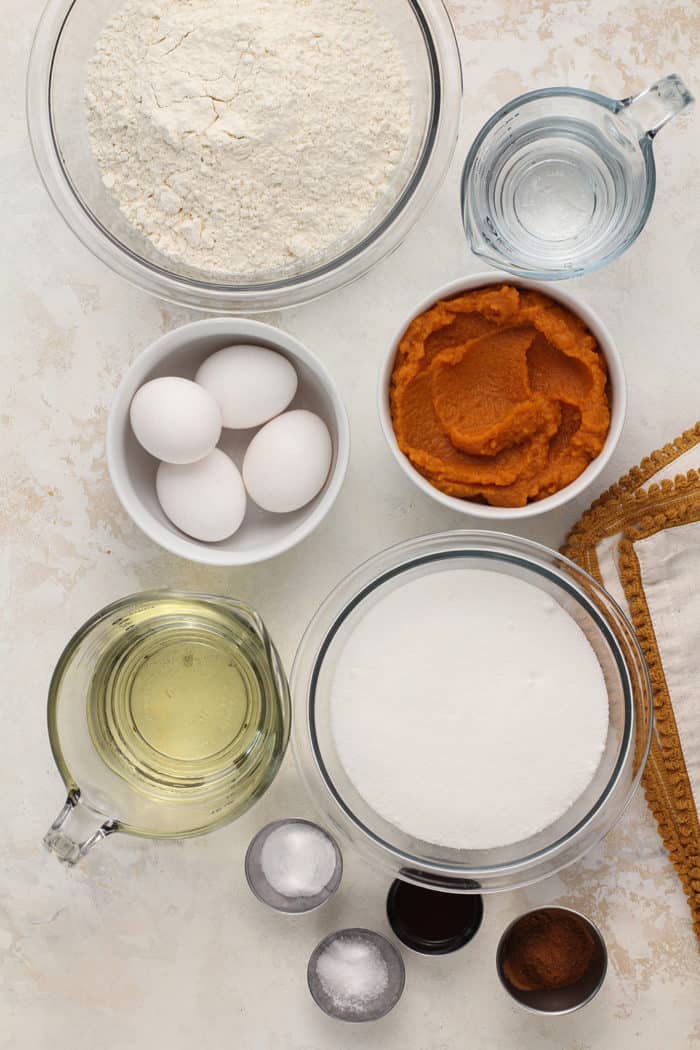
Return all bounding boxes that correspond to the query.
[387,878,483,955]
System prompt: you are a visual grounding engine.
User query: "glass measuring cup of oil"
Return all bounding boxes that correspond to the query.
[44,591,290,865]
[462,74,694,279]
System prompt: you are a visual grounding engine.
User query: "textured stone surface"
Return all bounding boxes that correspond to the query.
[3,1,699,1047]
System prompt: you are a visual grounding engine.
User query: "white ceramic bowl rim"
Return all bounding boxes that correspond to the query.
[107,318,350,565]
[377,272,627,520]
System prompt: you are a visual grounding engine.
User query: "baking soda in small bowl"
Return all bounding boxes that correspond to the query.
[245,819,342,913]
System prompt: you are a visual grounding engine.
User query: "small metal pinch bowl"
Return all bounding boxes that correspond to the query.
[496,906,608,1015]
[308,928,406,1022]
[245,819,342,914]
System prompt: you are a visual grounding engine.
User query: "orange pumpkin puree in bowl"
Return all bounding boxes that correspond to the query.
[389,285,611,507]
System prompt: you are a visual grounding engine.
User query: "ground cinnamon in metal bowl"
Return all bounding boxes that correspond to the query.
[500,908,596,991]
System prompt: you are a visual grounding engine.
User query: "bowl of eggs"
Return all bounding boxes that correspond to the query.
[107,319,350,565]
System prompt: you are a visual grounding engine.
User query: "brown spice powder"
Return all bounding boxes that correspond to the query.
[501,910,596,992]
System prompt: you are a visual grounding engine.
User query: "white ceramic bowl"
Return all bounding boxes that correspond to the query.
[377,273,626,520]
[107,319,350,565]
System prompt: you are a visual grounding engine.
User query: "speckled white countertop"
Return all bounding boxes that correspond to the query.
[3,1,700,1047]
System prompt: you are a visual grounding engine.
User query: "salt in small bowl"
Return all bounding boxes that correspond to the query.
[308,928,406,1022]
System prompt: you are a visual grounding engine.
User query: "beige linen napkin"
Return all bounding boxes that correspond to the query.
[563,423,700,944]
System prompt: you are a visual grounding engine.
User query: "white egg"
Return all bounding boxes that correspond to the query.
[195,344,298,429]
[130,376,221,464]
[156,449,246,542]
[242,410,332,513]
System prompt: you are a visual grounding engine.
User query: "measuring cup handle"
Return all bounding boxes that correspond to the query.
[620,74,694,138]
[44,791,118,866]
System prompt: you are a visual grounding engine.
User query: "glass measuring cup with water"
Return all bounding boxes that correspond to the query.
[461,74,694,279]
[44,591,290,865]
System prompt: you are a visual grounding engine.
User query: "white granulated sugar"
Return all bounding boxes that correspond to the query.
[316,936,389,1009]
[260,823,337,898]
[331,569,609,850]
[85,0,413,276]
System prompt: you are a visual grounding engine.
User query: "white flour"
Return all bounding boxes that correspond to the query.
[331,569,609,850]
[85,0,413,276]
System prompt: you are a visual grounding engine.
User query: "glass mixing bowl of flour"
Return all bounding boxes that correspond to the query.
[27,0,462,312]
[292,532,653,893]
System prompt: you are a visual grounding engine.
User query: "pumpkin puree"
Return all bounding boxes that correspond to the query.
[389,286,610,507]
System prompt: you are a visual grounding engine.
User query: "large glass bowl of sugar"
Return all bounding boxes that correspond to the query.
[291,531,653,893]
[27,0,461,312]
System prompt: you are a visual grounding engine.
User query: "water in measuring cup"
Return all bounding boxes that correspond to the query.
[474,115,646,273]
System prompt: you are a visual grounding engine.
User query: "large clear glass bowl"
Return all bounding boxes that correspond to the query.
[291,532,653,893]
[27,0,462,312]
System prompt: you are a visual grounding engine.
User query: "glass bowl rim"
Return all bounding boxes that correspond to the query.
[27,0,463,311]
[291,530,653,883]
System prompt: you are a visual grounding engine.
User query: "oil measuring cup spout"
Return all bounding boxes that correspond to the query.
[218,595,291,731]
